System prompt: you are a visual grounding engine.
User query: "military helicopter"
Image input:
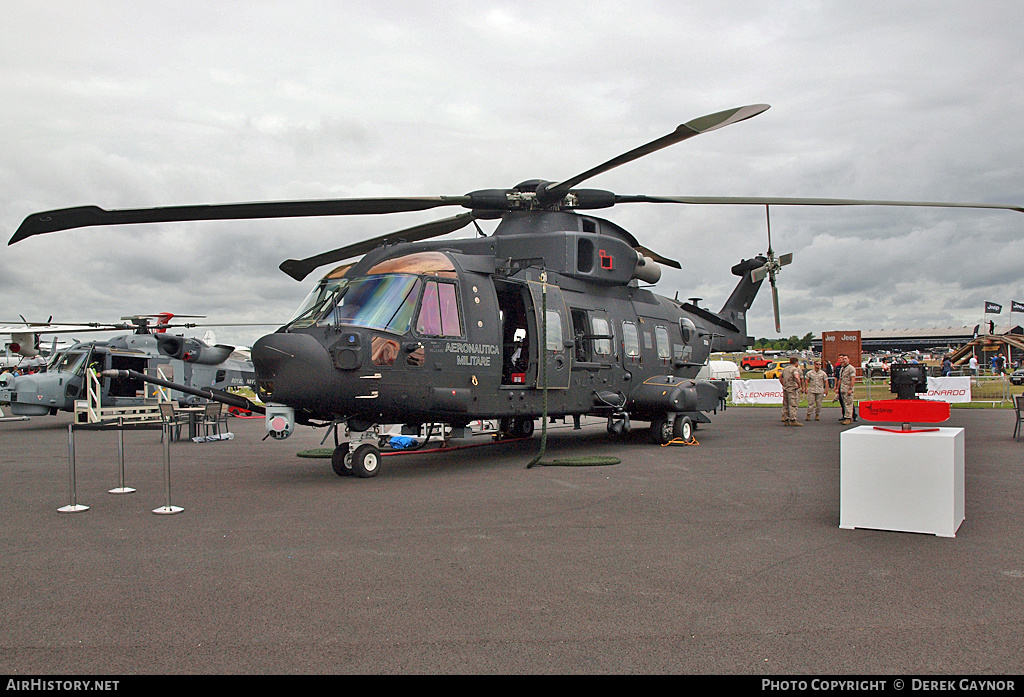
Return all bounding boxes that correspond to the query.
[10,104,1023,476]
[0,313,257,417]
[1,315,90,368]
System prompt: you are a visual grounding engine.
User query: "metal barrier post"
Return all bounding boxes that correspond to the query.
[152,423,183,515]
[58,424,88,513]
[109,417,136,495]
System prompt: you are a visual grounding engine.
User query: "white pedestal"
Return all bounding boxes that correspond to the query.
[839,426,964,537]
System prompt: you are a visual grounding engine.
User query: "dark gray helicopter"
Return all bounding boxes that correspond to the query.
[0,313,257,417]
[11,104,1023,476]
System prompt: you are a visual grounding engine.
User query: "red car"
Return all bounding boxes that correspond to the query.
[740,355,773,370]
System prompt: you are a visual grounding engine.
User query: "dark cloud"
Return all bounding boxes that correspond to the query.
[2,1,1022,346]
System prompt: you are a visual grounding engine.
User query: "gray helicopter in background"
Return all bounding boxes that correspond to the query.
[0,313,258,417]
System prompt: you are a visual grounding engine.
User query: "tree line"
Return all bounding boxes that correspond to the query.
[752,333,816,351]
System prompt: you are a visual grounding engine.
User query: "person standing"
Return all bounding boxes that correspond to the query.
[941,355,952,377]
[834,353,856,425]
[779,356,804,427]
[803,360,828,421]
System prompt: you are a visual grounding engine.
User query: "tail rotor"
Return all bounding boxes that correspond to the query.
[749,205,793,333]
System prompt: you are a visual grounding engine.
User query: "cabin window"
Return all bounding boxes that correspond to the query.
[416,280,462,337]
[621,321,640,358]
[545,310,563,351]
[655,326,671,360]
[591,317,612,356]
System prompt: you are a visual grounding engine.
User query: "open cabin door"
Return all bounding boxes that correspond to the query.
[528,278,572,390]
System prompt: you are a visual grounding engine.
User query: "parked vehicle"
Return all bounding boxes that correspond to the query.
[740,354,773,370]
[1010,368,1024,386]
[862,355,890,378]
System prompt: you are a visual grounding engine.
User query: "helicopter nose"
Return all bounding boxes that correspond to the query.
[251,332,334,403]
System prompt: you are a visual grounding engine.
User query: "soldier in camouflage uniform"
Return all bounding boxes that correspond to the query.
[779,356,804,426]
[834,353,857,425]
[803,360,828,421]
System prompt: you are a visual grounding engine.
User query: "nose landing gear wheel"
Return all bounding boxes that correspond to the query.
[331,443,353,477]
[351,443,382,478]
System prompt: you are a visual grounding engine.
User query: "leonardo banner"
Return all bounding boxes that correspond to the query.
[731,379,784,404]
[923,376,972,403]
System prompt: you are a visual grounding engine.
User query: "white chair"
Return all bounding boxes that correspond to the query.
[202,402,228,437]
[158,403,186,442]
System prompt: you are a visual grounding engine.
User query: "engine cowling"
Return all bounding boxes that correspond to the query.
[156,334,234,365]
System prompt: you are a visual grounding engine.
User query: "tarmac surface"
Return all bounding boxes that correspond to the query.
[1,405,1022,675]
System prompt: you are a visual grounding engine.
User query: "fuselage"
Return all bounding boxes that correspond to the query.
[251,212,762,428]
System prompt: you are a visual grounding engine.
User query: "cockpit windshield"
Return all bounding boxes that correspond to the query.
[288,278,349,327]
[288,274,423,334]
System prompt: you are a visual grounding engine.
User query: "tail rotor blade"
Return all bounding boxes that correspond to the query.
[771,280,781,333]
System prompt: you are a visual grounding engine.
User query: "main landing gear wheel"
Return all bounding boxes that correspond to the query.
[513,417,534,438]
[673,416,694,442]
[650,416,674,445]
[502,417,535,438]
[351,443,382,478]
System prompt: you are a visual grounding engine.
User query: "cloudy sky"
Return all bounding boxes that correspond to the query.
[2,1,1022,349]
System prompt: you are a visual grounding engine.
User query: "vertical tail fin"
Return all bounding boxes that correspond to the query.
[718,255,768,347]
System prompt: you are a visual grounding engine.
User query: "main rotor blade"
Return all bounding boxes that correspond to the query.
[618,195,1024,214]
[279,212,477,282]
[10,196,472,245]
[633,244,682,270]
[540,104,770,203]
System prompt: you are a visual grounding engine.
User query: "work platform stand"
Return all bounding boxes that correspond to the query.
[60,419,184,515]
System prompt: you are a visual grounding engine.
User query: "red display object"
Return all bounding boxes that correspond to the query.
[858,399,951,433]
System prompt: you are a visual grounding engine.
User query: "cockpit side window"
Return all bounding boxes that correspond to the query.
[416,280,461,337]
[51,351,87,376]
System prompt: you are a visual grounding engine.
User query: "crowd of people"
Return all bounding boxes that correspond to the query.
[1,356,48,377]
[778,354,857,427]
